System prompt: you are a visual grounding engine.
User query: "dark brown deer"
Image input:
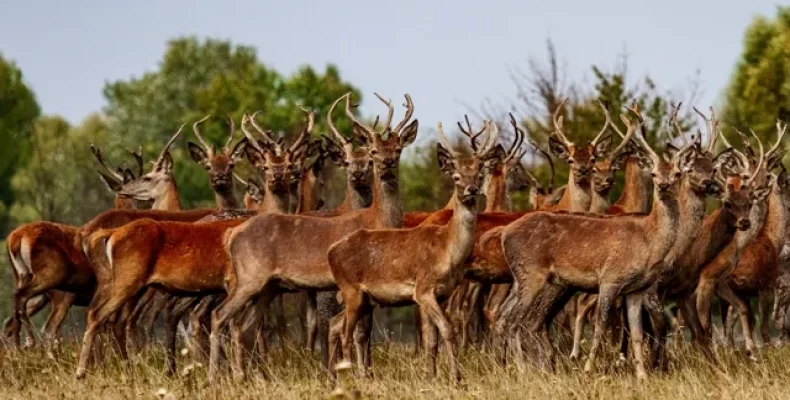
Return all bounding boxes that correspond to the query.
[210,93,418,381]
[497,111,694,379]
[328,119,499,383]
[73,112,308,379]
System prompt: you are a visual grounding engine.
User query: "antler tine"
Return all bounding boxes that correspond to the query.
[622,108,655,163]
[551,97,571,145]
[192,114,212,153]
[479,121,499,157]
[392,94,415,134]
[457,114,485,152]
[599,101,625,139]
[327,94,352,146]
[374,93,395,133]
[506,113,526,162]
[436,122,456,156]
[90,144,124,181]
[289,106,315,155]
[240,114,269,156]
[224,113,236,149]
[232,172,248,186]
[746,128,766,186]
[247,110,280,154]
[767,120,788,159]
[529,139,555,191]
[591,100,611,146]
[707,106,719,153]
[344,93,378,139]
[670,102,689,145]
[126,146,144,177]
[158,122,186,162]
[692,106,715,152]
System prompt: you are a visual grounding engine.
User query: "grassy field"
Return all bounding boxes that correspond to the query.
[2,338,790,399]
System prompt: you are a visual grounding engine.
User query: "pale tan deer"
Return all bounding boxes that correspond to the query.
[210,93,418,381]
[498,111,695,379]
[328,119,499,383]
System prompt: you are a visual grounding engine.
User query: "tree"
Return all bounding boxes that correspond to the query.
[723,6,790,151]
[102,36,363,208]
[0,54,40,234]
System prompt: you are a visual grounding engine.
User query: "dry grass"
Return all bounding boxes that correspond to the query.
[2,338,790,399]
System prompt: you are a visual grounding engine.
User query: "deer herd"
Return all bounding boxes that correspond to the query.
[4,92,790,384]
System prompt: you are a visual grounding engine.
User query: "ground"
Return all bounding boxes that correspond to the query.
[1,338,790,399]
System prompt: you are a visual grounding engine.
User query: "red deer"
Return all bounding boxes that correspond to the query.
[328,119,500,383]
[497,111,694,379]
[74,112,308,379]
[210,93,418,381]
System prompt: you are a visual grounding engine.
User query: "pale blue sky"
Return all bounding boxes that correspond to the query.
[0,0,781,130]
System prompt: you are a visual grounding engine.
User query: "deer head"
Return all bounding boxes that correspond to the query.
[589,101,635,195]
[117,123,185,201]
[436,119,501,207]
[233,173,264,210]
[548,98,612,184]
[343,92,418,186]
[90,144,143,192]
[187,114,248,194]
[324,94,374,189]
[241,114,295,194]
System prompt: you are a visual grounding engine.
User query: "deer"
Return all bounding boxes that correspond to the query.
[73,111,310,379]
[496,109,697,379]
[233,173,264,210]
[3,145,145,347]
[209,92,418,382]
[327,119,499,383]
[4,126,216,350]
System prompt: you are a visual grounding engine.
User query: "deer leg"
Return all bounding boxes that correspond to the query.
[677,293,714,361]
[571,294,595,360]
[418,289,461,383]
[164,296,199,376]
[12,286,40,348]
[625,292,648,379]
[187,296,214,361]
[272,294,287,347]
[124,289,157,355]
[771,288,790,343]
[641,285,668,370]
[209,283,266,383]
[583,284,620,375]
[757,289,772,347]
[20,293,50,347]
[339,288,367,376]
[305,292,318,351]
[716,283,756,359]
[328,311,344,373]
[694,277,717,338]
[41,291,75,354]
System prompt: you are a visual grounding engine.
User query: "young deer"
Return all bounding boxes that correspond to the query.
[498,112,693,379]
[74,113,308,379]
[328,119,499,383]
[211,93,418,381]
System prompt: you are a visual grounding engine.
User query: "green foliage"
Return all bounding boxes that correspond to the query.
[723,6,790,153]
[0,54,40,234]
[102,36,362,209]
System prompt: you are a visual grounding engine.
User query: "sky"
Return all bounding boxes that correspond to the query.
[0,0,781,134]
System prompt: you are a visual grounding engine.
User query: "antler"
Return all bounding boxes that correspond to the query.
[692,106,719,154]
[327,93,353,147]
[126,146,144,177]
[157,123,186,164]
[224,114,237,149]
[622,106,655,163]
[766,120,788,161]
[505,113,526,163]
[590,100,611,147]
[344,94,379,140]
[373,93,395,133]
[192,114,212,154]
[551,97,572,146]
[392,94,415,135]
[247,111,280,154]
[458,115,486,152]
[90,144,124,182]
[232,172,248,187]
[289,106,315,156]
[240,114,270,156]
[436,122,456,156]
[478,121,499,158]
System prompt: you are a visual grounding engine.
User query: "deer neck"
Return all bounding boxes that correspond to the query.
[615,157,652,213]
[288,179,301,214]
[645,188,681,268]
[558,171,591,212]
[260,186,290,215]
[662,178,707,273]
[484,172,510,212]
[448,194,479,267]
[151,180,182,211]
[296,171,321,213]
[114,196,135,210]
[759,186,787,252]
[214,186,240,210]
[589,187,612,214]
[370,175,403,229]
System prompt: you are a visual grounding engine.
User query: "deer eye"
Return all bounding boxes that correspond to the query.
[453,175,461,182]
[651,172,657,178]
[674,172,682,178]
[567,159,575,165]
[142,177,152,182]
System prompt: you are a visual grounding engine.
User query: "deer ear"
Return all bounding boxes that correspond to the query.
[305,139,322,160]
[548,137,570,161]
[246,179,261,196]
[322,135,346,166]
[160,152,175,174]
[121,168,135,184]
[634,150,654,171]
[665,143,679,159]
[486,145,507,164]
[612,152,630,170]
[399,119,419,147]
[713,148,738,175]
[352,123,370,145]
[229,138,248,164]
[436,143,454,176]
[593,135,612,157]
[188,142,209,167]
[678,146,697,172]
[753,185,772,203]
[245,144,266,169]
